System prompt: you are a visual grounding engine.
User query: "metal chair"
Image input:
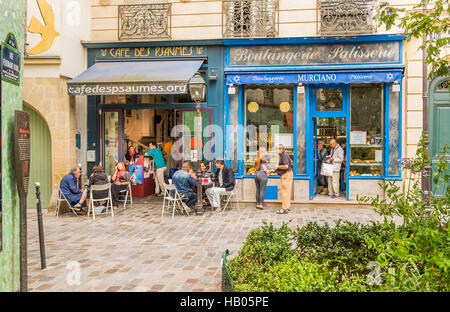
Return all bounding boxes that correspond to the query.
[220,189,239,213]
[118,183,133,209]
[55,184,81,217]
[87,183,113,220]
[162,183,191,220]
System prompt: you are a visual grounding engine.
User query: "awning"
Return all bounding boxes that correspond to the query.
[68,60,204,96]
[226,69,402,85]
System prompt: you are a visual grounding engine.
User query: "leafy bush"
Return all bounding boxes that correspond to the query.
[228,135,449,292]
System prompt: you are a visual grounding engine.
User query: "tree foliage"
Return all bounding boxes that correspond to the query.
[377,0,449,79]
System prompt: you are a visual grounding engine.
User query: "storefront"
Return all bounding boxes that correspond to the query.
[69,40,225,179]
[223,35,405,202]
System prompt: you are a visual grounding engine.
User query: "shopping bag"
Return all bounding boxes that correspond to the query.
[321,163,334,177]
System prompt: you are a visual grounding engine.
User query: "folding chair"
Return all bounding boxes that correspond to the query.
[220,189,239,213]
[87,183,113,220]
[55,184,81,217]
[118,183,133,209]
[162,183,191,220]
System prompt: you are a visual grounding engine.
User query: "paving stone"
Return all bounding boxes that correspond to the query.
[26,196,401,292]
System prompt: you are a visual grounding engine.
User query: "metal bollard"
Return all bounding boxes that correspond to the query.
[35,182,46,269]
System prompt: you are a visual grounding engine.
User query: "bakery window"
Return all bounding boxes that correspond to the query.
[349,83,384,177]
[244,85,294,175]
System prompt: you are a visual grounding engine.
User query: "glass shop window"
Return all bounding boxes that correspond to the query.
[350,83,384,177]
[244,85,294,175]
[316,88,343,111]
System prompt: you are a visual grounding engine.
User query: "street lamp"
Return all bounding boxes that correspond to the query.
[188,72,206,215]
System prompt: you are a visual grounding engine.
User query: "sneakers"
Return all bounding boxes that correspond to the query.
[276,209,288,214]
[331,195,338,199]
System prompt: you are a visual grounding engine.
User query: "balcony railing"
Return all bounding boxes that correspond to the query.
[319,0,376,36]
[119,3,171,40]
[223,0,279,38]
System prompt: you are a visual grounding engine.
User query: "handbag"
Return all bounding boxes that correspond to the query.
[321,162,334,177]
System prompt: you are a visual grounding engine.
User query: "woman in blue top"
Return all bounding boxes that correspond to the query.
[146,141,167,196]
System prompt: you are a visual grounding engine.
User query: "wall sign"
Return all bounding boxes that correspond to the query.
[226,70,402,85]
[2,33,21,85]
[96,46,207,59]
[229,42,400,67]
[14,111,31,199]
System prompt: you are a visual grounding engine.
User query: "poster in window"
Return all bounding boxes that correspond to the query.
[350,131,367,145]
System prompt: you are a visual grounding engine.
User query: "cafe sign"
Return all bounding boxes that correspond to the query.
[228,42,400,67]
[96,46,207,59]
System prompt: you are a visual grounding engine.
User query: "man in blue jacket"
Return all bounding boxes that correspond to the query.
[60,167,88,212]
[206,158,236,213]
[172,161,197,213]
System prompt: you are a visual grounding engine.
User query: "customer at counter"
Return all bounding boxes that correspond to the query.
[125,146,137,165]
[111,161,131,209]
[146,141,167,197]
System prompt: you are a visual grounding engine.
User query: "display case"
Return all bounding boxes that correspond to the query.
[349,84,384,177]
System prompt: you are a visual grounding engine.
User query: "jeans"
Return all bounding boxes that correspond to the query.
[181,191,197,208]
[255,171,268,205]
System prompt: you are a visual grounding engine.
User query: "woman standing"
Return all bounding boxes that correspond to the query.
[111,162,131,209]
[254,147,269,210]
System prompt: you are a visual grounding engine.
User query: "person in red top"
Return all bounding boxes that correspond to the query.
[111,161,131,209]
[125,146,137,165]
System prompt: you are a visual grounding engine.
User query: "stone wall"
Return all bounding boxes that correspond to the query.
[22,77,77,212]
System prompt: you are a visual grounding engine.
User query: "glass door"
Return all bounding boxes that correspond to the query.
[311,118,318,199]
[101,110,123,177]
[309,85,349,200]
[174,109,212,171]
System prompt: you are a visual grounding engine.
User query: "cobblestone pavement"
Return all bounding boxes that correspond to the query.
[27,197,399,292]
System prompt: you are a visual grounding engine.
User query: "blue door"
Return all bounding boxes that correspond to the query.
[309,85,349,200]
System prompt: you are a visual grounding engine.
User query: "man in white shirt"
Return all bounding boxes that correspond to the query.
[326,139,344,198]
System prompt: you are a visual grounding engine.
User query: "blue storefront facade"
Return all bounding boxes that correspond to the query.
[78,40,225,176]
[76,35,406,203]
[223,35,405,202]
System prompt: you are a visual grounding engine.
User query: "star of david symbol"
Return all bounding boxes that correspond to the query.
[233,75,240,83]
[386,73,394,80]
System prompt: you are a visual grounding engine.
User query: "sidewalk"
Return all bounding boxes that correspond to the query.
[26,197,399,292]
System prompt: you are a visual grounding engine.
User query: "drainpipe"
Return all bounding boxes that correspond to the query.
[421,1,432,197]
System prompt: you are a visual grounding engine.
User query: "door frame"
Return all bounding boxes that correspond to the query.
[99,108,124,172]
[175,108,213,167]
[308,84,350,200]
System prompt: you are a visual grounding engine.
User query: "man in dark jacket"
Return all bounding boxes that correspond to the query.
[60,167,88,212]
[205,158,235,213]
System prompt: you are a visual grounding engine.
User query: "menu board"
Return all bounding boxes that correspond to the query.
[14,111,31,198]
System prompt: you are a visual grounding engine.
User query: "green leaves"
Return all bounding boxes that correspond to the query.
[377,0,450,79]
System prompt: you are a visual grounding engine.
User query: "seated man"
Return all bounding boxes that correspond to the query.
[60,167,88,212]
[206,158,236,213]
[172,161,197,213]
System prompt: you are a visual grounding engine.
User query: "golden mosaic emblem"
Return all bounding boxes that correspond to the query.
[280,102,290,112]
[248,101,259,113]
